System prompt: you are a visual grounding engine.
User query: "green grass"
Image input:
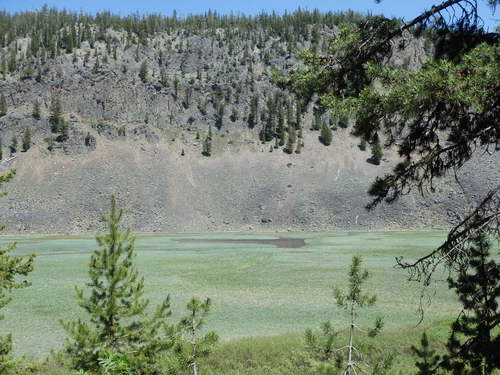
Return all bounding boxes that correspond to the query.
[204,318,457,375]
[23,319,458,375]
[0,231,465,361]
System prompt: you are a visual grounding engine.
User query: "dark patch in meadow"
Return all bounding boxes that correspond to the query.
[176,237,306,249]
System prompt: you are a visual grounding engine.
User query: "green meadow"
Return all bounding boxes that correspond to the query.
[0,231,462,362]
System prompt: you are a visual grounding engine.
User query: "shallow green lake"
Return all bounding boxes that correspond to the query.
[0,231,461,358]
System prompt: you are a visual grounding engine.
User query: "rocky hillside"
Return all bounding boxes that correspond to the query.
[0,9,497,234]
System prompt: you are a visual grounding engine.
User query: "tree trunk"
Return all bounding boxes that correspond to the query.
[344,301,355,375]
[192,314,198,375]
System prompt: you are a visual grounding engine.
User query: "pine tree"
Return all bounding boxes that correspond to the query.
[247,95,258,128]
[0,57,6,80]
[175,297,219,375]
[135,46,140,62]
[202,136,212,157]
[286,101,295,129]
[65,30,74,54]
[440,234,500,374]
[139,60,148,83]
[320,121,333,146]
[61,195,172,373]
[370,134,383,165]
[333,256,385,374]
[22,129,31,152]
[173,76,179,98]
[9,136,17,155]
[7,49,15,73]
[49,96,63,133]
[183,87,192,109]
[0,170,35,374]
[277,108,286,146]
[215,103,224,129]
[230,107,238,122]
[295,105,302,129]
[0,94,6,117]
[32,100,40,120]
[159,68,167,87]
[411,332,440,375]
[285,123,296,154]
[92,55,100,74]
[57,119,69,142]
[261,116,276,143]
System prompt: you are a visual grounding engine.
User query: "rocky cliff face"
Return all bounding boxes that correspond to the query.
[0,18,496,234]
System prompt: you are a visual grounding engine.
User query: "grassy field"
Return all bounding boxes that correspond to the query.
[0,231,463,361]
[33,319,458,375]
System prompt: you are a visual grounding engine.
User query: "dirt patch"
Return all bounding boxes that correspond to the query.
[176,237,306,249]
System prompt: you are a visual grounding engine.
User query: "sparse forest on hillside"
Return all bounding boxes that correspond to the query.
[0,7,420,157]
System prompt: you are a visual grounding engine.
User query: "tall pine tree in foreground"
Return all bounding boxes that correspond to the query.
[305,256,387,375]
[175,297,219,375]
[333,256,386,375]
[0,170,35,374]
[440,233,499,374]
[62,195,173,374]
